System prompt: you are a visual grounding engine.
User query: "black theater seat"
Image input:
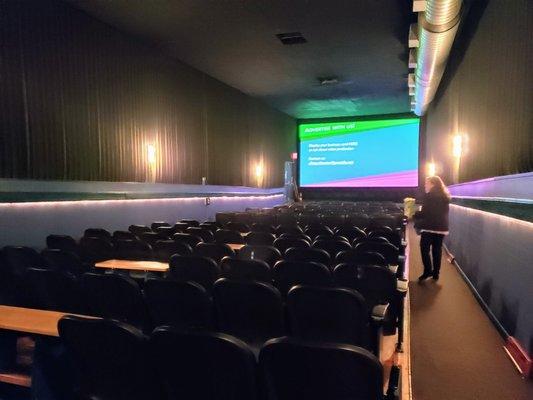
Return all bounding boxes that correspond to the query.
[220,258,272,282]
[312,239,352,260]
[154,225,178,238]
[273,237,310,254]
[2,246,48,275]
[173,232,203,248]
[179,219,200,227]
[214,278,285,348]
[168,255,220,292]
[245,231,276,246]
[215,229,244,244]
[58,316,162,400]
[354,236,391,248]
[335,249,387,267]
[41,248,88,276]
[226,221,251,233]
[81,272,151,330]
[193,242,235,263]
[250,223,275,233]
[113,230,138,241]
[79,236,115,263]
[238,245,281,267]
[153,240,192,261]
[259,337,385,400]
[115,239,153,260]
[84,228,112,240]
[274,224,302,235]
[144,278,213,329]
[128,224,152,236]
[304,224,334,240]
[368,230,402,248]
[284,247,331,266]
[287,285,370,350]
[199,221,220,232]
[334,263,403,336]
[173,222,190,232]
[46,234,78,254]
[138,231,165,247]
[355,241,400,266]
[186,227,215,242]
[272,260,331,297]
[27,267,85,313]
[334,226,366,242]
[151,328,258,400]
[151,221,170,231]
[278,232,312,243]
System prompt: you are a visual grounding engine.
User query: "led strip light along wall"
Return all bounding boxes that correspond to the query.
[0,194,285,208]
[0,193,286,248]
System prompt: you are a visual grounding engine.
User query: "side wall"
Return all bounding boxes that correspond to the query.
[0,179,286,249]
[424,0,533,356]
[0,0,295,187]
[445,173,533,355]
[423,0,532,185]
[446,205,533,355]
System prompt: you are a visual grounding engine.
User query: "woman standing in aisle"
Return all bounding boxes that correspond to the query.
[415,176,450,281]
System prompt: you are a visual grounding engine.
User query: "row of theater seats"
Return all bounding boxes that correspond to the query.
[58,315,400,400]
[0,203,405,399]
[218,201,404,229]
[0,213,404,281]
[1,237,405,331]
[24,270,399,357]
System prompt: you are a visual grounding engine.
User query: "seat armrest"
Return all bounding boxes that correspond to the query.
[388,264,399,274]
[371,303,390,323]
[396,279,408,294]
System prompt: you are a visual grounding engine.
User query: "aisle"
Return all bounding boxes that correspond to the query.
[407,227,533,400]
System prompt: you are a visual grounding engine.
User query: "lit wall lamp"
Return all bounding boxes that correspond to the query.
[146,144,157,183]
[452,134,465,183]
[147,144,157,165]
[426,161,436,177]
[255,161,264,187]
[452,135,463,158]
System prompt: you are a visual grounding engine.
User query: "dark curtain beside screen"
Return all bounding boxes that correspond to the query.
[423,0,532,185]
[0,0,295,187]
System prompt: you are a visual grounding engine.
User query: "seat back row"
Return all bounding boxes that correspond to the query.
[25,269,401,355]
[59,315,395,400]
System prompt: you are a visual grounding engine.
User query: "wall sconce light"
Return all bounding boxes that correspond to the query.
[147,144,157,165]
[254,161,265,187]
[452,135,463,158]
[427,161,436,177]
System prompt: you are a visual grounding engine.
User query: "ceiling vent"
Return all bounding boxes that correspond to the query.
[276,32,307,45]
[317,77,339,86]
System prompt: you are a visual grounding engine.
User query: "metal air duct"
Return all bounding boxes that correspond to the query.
[414,0,462,115]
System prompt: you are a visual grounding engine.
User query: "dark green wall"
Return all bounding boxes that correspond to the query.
[423,0,532,185]
[0,0,295,187]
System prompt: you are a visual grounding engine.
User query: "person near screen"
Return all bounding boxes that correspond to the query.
[414,176,450,281]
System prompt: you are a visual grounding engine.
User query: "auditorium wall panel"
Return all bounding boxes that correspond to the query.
[0,0,295,187]
[423,0,532,185]
[0,179,285,248]
[446,204,533,355]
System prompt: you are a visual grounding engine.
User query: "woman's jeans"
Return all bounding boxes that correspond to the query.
[420,232,445,276]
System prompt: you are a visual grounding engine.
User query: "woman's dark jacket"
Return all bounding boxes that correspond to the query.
[414,191,450,232]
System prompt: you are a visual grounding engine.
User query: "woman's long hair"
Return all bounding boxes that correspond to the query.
[427,176,451,200]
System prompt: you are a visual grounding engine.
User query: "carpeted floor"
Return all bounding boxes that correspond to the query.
[408,227,533,400]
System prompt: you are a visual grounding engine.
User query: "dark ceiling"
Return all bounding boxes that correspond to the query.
[68,0,415,119]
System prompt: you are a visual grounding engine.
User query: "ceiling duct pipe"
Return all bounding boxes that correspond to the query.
[414,0,462,116]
